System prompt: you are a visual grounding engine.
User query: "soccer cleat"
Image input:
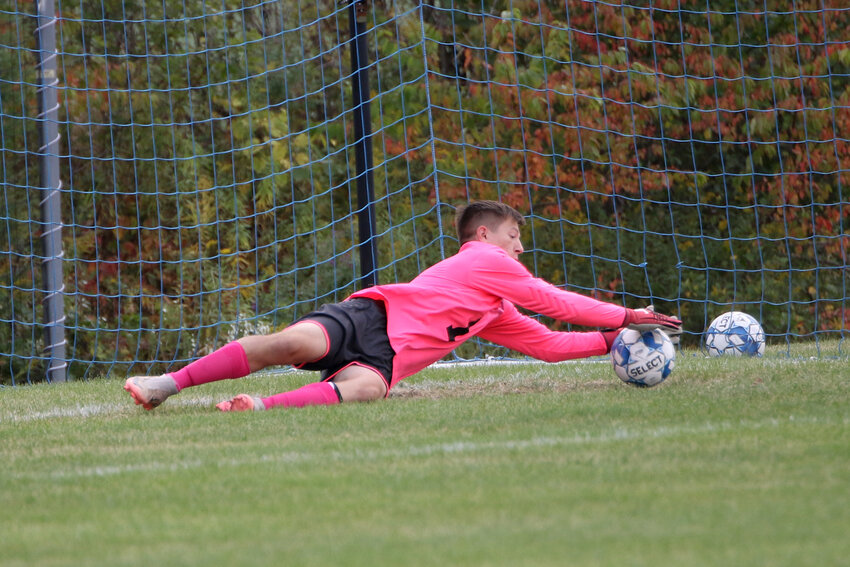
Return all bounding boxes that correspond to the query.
[216,394,265,412]
[124,374,178,410]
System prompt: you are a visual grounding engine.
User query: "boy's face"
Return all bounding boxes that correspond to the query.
[476,218,524,260]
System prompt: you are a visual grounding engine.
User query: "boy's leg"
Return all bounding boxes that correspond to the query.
[216,364,388,412]
[170,341,250,391]
[332,365,388,402]
[124,322,328,410]
[237,321,329,372]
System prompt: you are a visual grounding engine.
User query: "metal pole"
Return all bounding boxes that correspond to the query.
[35,0,67,382]
[348,0,378,288]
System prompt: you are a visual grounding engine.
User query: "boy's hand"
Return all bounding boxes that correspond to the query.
[603,306,682,351]
[624,306,683,343]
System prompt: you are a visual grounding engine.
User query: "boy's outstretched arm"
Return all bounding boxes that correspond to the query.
[468,247,682,331]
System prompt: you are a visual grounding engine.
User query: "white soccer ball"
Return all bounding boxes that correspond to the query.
[704,311,765,357]
[610,328,676,387]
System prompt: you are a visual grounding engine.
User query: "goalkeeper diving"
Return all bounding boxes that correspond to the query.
[124,200,682,412]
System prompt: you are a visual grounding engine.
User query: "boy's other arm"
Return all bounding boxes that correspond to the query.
[476,303,609,362]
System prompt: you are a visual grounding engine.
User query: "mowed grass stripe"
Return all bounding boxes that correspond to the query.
[9,413,843,481]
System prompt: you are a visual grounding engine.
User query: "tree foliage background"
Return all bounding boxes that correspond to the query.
[2,0,848,383]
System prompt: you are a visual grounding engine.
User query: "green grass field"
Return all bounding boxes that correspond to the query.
[2,344,849,567]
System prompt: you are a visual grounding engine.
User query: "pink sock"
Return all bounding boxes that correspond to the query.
[261,382,341,409]
[170,342,251,391]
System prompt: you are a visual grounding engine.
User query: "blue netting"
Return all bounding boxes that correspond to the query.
[2,0,849,384]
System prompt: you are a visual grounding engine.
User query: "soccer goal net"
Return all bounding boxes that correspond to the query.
[2,1,848,383]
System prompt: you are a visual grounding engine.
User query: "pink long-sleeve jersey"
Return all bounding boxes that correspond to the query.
[349,240,629,388]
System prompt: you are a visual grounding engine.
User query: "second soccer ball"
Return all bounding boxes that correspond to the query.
[704,311,765,357]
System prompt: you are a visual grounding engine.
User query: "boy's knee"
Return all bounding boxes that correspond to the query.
[356,380,386,402]
[334,372,387,402]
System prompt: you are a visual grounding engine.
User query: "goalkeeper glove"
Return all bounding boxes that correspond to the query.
[622,305,683,344]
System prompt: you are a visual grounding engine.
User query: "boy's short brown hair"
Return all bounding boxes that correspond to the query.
[455,200,525,244]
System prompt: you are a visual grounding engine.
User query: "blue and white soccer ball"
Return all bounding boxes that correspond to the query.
[610,328,676,387]
[704,311,765,357]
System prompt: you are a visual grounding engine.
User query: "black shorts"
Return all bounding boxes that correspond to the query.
[293,298,395,389]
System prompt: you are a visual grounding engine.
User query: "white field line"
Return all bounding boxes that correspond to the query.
[0,396,219,424]
[0,361,582,424]
[432,357,608,367]
[11,414,843,482]
[0,365,599,424]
